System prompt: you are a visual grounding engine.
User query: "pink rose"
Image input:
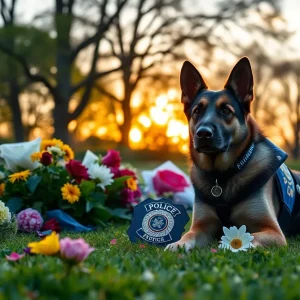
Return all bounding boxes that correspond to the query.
[17,208,43,233]
[102,150,121,168]
[152,170,189,195]
[110,167,121,178]
[60,237,95,264]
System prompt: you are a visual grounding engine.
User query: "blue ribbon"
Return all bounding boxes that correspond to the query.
[46,209,93,232]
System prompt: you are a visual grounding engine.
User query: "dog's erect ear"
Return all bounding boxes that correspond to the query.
[180,61,208,105]
[224,57,254,112]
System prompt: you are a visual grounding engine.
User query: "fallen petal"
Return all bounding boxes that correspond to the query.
[6,252,25,261]
[110,239,117,245]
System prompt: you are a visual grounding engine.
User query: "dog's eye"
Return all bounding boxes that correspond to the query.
[221,107,231,115]
[193,106,202,115]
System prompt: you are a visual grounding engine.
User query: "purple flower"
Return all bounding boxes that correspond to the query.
[60,237,95,264]
[6,252,25,261]
[23,247,32,255]
[17,208,43,233]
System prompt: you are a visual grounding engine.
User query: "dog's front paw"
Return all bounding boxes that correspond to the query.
[165,238,196,252]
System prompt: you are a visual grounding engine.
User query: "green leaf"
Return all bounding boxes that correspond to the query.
[86,201,94,213]
[110,208,132,220]
[80,180,96,198]
[6,197,23,213]
[32,201,43,212]
[90,205,113,222]
[90,192,107,205]
[26,175,41,193]
[106,176,131,192]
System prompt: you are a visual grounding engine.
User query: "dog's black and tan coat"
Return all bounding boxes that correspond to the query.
[166,57,300,251]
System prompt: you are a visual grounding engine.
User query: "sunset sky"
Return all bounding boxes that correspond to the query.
[1,0,300,152]
[16,0,300,58]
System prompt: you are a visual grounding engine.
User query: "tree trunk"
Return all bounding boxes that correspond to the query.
[53,100,70,144]
[53,1,73,144]
[119,84,133,147]
[8,80,25,142]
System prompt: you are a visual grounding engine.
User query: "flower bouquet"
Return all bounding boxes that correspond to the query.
[0,138,142,231]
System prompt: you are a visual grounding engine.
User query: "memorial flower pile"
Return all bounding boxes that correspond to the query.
[0,138,142,231]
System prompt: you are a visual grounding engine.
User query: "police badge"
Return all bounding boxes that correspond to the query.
[127,198,190,246]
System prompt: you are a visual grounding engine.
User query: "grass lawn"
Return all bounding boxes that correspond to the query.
[2,225,300,299]
[2,160,300,299]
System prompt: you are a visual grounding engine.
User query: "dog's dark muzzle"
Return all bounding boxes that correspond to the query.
[194,126,227,153]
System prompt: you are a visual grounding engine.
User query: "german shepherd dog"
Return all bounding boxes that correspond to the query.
[166,57,300,251]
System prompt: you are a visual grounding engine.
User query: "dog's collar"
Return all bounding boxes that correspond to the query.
[204,141,255,182]
[195,138,288,210]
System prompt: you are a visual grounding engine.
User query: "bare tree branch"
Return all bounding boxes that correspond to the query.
[0,43,56,96]
[0,0,8,23]
[94,84,122,103]
[70,0,127,62]
[71,66,122,95]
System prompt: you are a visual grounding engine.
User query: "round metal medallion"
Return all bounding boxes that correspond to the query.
[211,179,222,197]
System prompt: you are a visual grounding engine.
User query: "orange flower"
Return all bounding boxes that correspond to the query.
[0,183,5,196]
[126,177,137,191]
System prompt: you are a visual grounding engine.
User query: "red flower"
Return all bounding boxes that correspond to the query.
[102,150,121,168]
[119,169,136,178]
[66,160,89,183]
[152,170,189,195]
[133,186,142,199]
[121,188,137,206]
[41,218,61,233]
[41,152,52,166]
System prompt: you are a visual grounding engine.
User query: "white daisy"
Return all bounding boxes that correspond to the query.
[47,146,65,157]
[0,171,5,180]
[88,164,113,190]
[218,225,254,252]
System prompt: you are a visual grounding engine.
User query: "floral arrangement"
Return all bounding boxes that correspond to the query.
[0,138,142,231]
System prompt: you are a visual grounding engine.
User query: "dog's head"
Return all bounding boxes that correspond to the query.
[180,57,254,156]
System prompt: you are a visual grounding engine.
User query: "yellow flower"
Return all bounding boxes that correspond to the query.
[63,144,75,161]
[30,151,46,162]
[41,139,64,151]
[8,170,31,183]
[61,183,81,204]
[0,183,5,196]
[126,177,138,191]
[28,231,60,255]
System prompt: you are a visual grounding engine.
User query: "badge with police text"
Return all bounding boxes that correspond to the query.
[127,198,190,246]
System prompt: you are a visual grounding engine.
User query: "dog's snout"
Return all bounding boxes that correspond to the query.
[196,127,213,139]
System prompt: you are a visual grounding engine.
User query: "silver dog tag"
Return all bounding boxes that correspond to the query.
[211,179,222,197]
